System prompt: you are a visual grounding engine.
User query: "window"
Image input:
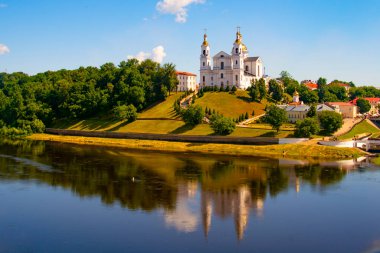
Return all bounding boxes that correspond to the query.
[202,76,205,82]
[245,66,249,72]
[221,73,224,79]
[203,62,205,66]
[221,55,224,58]
[235,75,238,81]
[235,60,238,65]
[235,48,238,54]
[221,62,224,69]
[203,50,205,55]
[211,77,213,81]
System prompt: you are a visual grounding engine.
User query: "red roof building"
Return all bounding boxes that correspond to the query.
[350,97,380,115]
[302,80,318,90]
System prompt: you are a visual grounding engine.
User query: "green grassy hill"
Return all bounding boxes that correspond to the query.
[338,120,380,140]
[194,90,267,119]
[53,91,292,137]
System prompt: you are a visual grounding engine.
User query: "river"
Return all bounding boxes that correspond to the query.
[0,139,379,253]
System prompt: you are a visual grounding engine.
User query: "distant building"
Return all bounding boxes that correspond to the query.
[176,71,197,91]
[326,102,358,118]
[350,97,380,114]
[200,28,267,90]
[301,80,318,91]
[279,91,336,123]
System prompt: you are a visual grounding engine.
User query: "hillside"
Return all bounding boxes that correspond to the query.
[194,90,267,119]
[54,91,292,137]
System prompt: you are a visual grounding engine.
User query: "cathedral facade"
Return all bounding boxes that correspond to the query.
[200,29,266,90]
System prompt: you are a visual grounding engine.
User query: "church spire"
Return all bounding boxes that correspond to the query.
[202,29,209,47]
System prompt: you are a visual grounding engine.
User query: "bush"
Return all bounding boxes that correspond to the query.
[31,119,46,133]
[231,86,237,92]
[318,111,343,134]
[113,104,138,122]
[225,86,230,92]
[210,114,236,135]
[294,117,320,138]
[245,112,249,120]
[182,105,204,125]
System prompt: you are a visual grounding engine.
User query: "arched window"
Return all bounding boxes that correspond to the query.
[203,62,205,66]
[235,60,238,65]
[221,73,224,79]
[235,48,238,54]
[203,50,205,55]
[221,62,224,69]
[202,76,205,82]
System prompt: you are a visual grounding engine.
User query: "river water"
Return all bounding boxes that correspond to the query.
[0,139,379,253]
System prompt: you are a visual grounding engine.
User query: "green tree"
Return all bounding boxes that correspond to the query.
[356,98,371,113]
[182,105,204,125]
[271,82,284,102]
[245,112,249,120]
[248,80,259,102]
[306,104,317,118]
[294,117,320,137]
[257,78,267,101]
[264,105,287,132]
[318,111,343,134]
[210,114,236,135]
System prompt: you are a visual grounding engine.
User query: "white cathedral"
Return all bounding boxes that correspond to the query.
[200,29,266,90]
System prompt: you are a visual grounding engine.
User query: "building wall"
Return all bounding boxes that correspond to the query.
[339,105,357,118]
[177,75,197,91]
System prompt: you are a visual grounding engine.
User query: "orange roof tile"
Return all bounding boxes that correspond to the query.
[176,71,197,77]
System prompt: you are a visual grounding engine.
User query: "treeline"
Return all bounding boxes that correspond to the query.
[248,71,379,104]
[0,59,177,135]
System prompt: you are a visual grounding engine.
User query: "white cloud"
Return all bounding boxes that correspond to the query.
[156,0,205,23]
[0,44,10,55]
[128,45,166,63]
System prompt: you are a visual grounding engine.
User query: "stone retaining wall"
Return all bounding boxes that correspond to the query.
[45,128,279,145]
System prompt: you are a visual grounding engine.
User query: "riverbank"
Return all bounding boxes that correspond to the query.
[27,133,367,159]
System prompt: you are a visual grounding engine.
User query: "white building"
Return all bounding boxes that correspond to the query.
[200,29,266,90]
[176,71,197,91]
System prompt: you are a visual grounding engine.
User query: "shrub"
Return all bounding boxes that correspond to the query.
[225,86,230,92]
[210,114,236,135]
[245,112,249,120]
[182,105,204,125]
[294,117,320,138]
[113,104,138,122]
[231,86,237,92]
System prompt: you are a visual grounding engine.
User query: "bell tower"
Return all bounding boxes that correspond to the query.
[200,32,211,86]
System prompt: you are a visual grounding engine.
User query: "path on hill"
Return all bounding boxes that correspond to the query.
[334,118,363,137]
[237,114,266,127]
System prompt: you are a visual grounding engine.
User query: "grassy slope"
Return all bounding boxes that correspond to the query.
[338,120,380,140]
[194,90,267,119]
[53,91,292,137]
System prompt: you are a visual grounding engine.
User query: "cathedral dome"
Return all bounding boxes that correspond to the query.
[202,34,209,47]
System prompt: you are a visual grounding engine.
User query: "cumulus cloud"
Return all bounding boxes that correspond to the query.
[0,44,10,55]
[127,45,166,63]
[156,0,205,23]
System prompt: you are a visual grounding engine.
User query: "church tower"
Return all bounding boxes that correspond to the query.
[200,33,211,86]
[232,28,245,88]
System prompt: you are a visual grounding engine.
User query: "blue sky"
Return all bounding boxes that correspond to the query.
[0,0,379,86]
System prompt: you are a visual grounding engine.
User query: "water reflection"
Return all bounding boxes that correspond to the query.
[0,139,374,241]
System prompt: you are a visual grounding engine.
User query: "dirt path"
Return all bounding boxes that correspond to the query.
[334,118,363,137]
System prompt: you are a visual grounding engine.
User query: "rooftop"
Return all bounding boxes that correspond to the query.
[176,71,197,77]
